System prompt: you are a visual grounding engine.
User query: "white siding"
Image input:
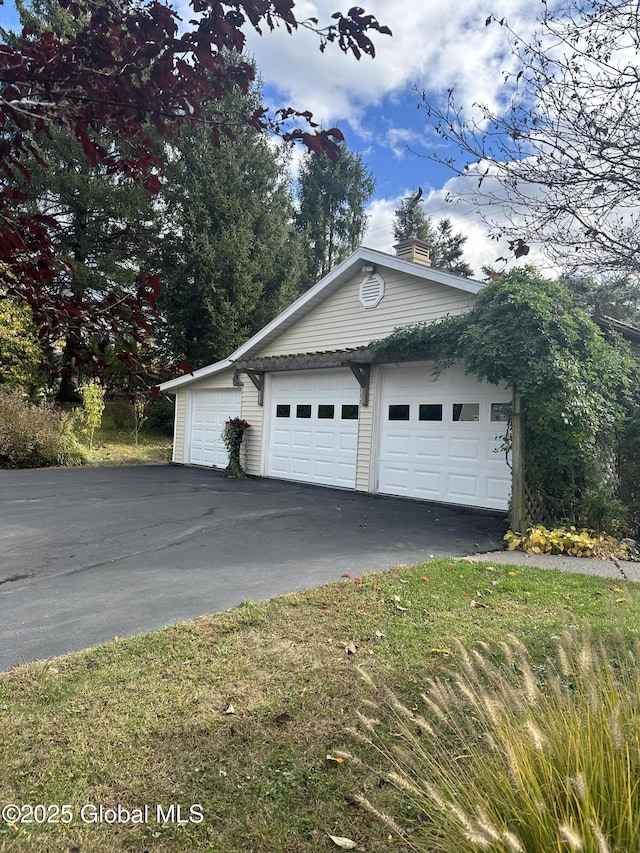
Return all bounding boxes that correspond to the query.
[256,268,475,358]
[172,390,187,464]
[239,381,264,476]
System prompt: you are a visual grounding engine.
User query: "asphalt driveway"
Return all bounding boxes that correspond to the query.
[0,465,508,670]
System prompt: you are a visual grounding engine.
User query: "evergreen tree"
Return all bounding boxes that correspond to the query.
[296,142,375,287]
[393,192,474,277]
[158,72,304,370]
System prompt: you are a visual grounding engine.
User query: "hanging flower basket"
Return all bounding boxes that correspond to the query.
[221,417,251,478]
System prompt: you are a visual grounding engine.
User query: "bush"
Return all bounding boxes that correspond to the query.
[351,627,640,852]
[619,410,640,536]
[0,389,85,468]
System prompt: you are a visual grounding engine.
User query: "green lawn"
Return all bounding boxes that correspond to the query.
[83,426,172,466]
[0,559,637,852]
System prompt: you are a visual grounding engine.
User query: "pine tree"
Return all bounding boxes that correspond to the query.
[158,71,304,369]
[393,193,474,277]
[296,143,375,287]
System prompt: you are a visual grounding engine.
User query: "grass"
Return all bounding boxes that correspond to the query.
[0,559,638,852]
[82,426,172,466]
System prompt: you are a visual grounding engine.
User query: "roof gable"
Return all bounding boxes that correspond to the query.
[160,246,483,391]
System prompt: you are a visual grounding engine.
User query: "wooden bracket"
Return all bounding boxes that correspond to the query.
[244,369,265,406]
[347,362,371,406]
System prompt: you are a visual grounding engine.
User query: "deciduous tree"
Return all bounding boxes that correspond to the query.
[420,0,640,278]
[0,0,389,383]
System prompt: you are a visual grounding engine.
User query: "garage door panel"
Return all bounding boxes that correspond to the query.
[449,437,480,460]
[448,473,479,500]
[378,365,511,510]
[266,370,359,489]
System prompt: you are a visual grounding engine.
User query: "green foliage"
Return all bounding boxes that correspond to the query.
[619,410,640,535]
[357,627,640,852]
[504,525,629,559]
[371,268,637,527]
[0,294,47,396]
[0,389,85,467]
[159,65,304,370]
[221,416,251,478]
[79,379,105,450]
[296,141,375,286]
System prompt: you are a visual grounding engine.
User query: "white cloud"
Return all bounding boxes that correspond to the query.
[244,1,544,128]
[363,170,557,279]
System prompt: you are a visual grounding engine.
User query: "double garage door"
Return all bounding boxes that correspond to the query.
[378,364,511,510]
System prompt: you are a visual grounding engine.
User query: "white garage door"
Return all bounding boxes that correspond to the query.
[378,364,511,510]
[188,388,241,467]
[266,370,359,488]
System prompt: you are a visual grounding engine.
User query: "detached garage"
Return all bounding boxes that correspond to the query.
[161,238,513,512]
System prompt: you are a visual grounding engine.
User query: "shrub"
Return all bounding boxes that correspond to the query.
[78,379,105,449]
[351,628,640,852]
[0,389,85,468]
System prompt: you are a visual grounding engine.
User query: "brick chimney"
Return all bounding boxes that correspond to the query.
[393,235,431,267]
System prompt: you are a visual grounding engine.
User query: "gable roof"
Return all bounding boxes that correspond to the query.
[159,245,484,391]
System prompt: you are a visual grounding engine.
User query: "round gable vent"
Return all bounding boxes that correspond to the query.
[359,272,385,309]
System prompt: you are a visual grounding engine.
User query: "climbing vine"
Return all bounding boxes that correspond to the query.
[371,268,638,530]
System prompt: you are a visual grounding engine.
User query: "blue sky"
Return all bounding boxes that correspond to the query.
[0,0,551,275]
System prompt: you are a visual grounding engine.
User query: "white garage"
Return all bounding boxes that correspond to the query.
[265,370,360,488]
[377,363,511,510]
[186,388,241,467]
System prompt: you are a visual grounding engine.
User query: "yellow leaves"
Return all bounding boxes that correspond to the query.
[504,525,623,559]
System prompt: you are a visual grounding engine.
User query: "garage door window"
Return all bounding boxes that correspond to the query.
[296,404,312,418]
[453,403,480,422]
[341,404,359,420]
[491,403,510,422]
[388,404,410,421]
[276,404,291,417]
[419,403,443,421]
[318,404,335,419]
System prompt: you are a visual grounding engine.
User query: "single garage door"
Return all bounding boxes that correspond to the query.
[378,364,511,510]
[266,370,359,489]
[188,388,241,467]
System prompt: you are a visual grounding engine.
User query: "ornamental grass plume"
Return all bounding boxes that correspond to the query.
[349,628,640,852]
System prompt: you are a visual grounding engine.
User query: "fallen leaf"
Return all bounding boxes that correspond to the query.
[429,648,452,657]
[328,834,357,850]
[222,703,235,715]
[275,712,292,725]
[375,630,385,638]
[390,594,401,602]
[335,506,342,511]
[492,580,500,586]
[354,577,362,584]
[420,575,430,582]
[326,754,345,765]
[398,578,408,584]
[344,642,358,655]
[508,571,518,577]
[395,604,408,612]
[342,573,352,579]
[318,605,329,612]
[373,583,381,590]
